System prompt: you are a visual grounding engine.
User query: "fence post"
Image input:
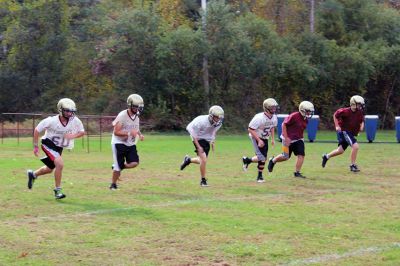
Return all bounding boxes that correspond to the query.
[17,121,20,145]
[86,117,90,153]
[99,116,102,152]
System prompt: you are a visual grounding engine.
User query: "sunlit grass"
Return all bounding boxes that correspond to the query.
[0,131,399,265]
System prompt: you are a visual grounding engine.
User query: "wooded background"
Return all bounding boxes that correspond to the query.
[1,0,399,130]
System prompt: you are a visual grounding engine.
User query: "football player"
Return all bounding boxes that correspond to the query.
[109,94,145,190]
[180,105,224,187]
[267,101,315,178]
[27,98,85,199]
[242,98,278,183]
[322,95,365,172]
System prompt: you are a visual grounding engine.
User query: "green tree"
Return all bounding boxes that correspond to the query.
[0,0,69,113]
[155,26,206,128]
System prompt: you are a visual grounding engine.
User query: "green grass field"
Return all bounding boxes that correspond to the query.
[0,131,399,265]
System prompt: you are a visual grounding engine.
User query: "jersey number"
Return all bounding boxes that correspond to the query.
[51,136,70,147]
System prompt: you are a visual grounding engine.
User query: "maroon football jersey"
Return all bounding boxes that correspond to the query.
[334,107,364,135]
[283,112,308,141]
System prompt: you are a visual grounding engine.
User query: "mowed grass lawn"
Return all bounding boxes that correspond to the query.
[0,131,399,265]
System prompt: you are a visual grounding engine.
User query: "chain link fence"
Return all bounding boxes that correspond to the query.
[0,113,150,152]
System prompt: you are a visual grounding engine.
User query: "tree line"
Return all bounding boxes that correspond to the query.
[0,0,399,130]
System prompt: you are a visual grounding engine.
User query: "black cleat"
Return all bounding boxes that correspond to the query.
[350,164,360,172]
[109,183,118,190]
[54,189,66,199]
[200,178,208,187]
[242,157,251,171]
[27,170,36,189]
[294,172,306,178]
[268,157,275,172]
[257,176,265,183]
[322,154,328,168]
[180,155,191,170]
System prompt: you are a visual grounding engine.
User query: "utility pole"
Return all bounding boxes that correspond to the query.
[201,0,210,109]
[310,0,315,33]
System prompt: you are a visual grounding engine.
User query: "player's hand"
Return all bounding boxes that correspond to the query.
[33,145,39,157]
[130,129,139,137]
[271,139,275,148]
[211,142,215,152]
[335,126,341,132]
[197,146,204,154]
[285,137,291,144]
[257,140,264,148]
[139,134,144,141]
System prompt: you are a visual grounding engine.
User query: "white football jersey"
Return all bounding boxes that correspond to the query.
[186,115,221,142]
[248,112,277,139]
[36,115,85,149]
[111,110,140,146]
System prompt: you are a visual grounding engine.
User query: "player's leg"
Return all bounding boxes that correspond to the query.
[293,141,306,178]
[27,166,52,189]
[28,139,62,192]
[242,138,260,171]
[350,142,360,172]
[124,145,139,169]
[199,151,208,185]
[322,132,348,168]
[111,170,121,190]
[180,154,192,170]
[197,140,210,187]
[110,144,126,189]
[53,156,66,199]
[255,139,268,182]
[294,156,305,177]
[268,140,290,172]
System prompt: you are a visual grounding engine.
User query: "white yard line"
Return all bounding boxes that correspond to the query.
[284,242,400,265]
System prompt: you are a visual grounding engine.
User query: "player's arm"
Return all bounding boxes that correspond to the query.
[248,127,264,148]
[359,121,364,132]
[113,121,135,139]
[65,131,85,140]
[192,137,204,154]
[33,127,40,156]
[270,127,275,147]
[137,130,144,141]
[282,123,291,144]
[333,113,341,132]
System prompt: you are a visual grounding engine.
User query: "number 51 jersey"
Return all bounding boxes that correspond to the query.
[36,115,85,149]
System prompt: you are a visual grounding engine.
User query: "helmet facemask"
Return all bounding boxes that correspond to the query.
[301,109,314,119]
[208,105,224,127]
[263,98,279,115]
[57,98,77,120]
[61,108,76,119]
[209,114,224,127]
[266,105,279,115]
[127,94,144,117]
[350,95,365,112]
[129,104,144,115]
[299,101,315,120]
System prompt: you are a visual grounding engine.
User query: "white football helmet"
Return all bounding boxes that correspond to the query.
[127,94,144,115]
[263,98,279,115]
[350,95,365,111]
[299,101,314,119]
[208,105,224,127]
[57,98,77,118]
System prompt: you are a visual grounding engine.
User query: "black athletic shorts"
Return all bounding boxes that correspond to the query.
[193,139,210,157]
[288,139,305,158]
[40,138,63,169]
